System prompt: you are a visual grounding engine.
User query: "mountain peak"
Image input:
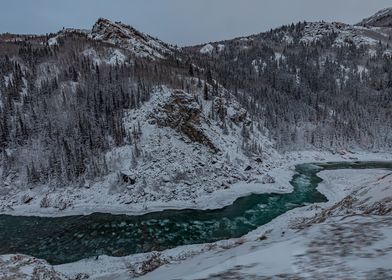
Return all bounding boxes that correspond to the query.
[90,18,174,60]
[92,18,132,35]
[357,7,392,27]
[95,17,112,24]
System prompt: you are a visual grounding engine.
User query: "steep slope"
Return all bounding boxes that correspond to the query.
[89,18,175,59]
[358,7,392,27]
[97,83,276,208]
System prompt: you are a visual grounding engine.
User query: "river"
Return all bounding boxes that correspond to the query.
[1,161,391,264]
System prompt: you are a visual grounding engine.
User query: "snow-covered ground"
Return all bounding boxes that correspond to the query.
[200,44,215,54]
[82,48,127,65]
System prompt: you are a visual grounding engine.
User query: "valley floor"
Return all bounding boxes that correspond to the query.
[1,150,392,279]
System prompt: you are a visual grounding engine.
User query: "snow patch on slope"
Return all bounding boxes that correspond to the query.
[217,44,225,52]
[200,43,215,54]
[47,37,58,46]
[82,48,127,65]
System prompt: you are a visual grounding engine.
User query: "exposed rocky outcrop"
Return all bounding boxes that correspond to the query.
[154,89,219,152]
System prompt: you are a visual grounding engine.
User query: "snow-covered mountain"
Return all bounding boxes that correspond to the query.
[0,20,277,213]
[46,18,176,60]
[185,12,392,151]
[358,7,392,27]
[193,18,391,54]
[1,7,392,214]
[89,18,176,59]
[298,21,388,46]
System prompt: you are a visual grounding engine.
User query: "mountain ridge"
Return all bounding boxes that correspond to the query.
[0,8,391,215]
[89,18,176,59]
[2,9,391,54]
[357,7,392,27]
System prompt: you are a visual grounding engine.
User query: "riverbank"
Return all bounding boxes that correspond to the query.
[1,150,391,217]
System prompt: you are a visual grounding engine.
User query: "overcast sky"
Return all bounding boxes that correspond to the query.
[1,0,391,46]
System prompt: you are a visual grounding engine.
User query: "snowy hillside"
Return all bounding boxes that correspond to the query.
[190,19,391,52]
[358,7,392,27]
[184,14,392,151]
[299,21,385,46]
[0,82,277,215]
[100,82,276,207]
